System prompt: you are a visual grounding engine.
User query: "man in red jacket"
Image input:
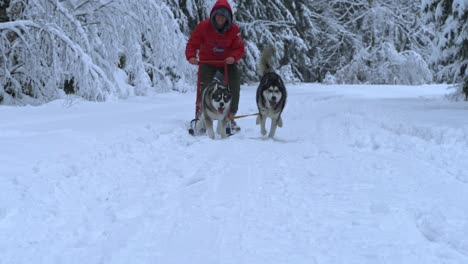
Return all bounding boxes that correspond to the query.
[185,0,245,131]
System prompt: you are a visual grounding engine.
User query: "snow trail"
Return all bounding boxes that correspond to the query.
[1,84,468,263]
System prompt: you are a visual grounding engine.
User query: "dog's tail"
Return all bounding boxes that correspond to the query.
[258,47,276,75]
[213,71,225,83]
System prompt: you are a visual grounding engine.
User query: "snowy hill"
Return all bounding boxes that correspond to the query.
[1,83,468,263]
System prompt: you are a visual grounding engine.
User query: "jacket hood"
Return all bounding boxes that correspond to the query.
[210,0,233,18]
[210,0,233,33]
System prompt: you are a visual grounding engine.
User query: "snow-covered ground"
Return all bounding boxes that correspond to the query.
[1,83,468,264]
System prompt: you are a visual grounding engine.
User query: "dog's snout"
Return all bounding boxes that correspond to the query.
[219,102,224,107]
[271,96,277,101]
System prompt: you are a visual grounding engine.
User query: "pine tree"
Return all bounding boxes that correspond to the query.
[423,0,468,99]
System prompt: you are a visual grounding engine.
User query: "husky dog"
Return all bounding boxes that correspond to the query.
[196,71,232,139]
[256,47,287,137]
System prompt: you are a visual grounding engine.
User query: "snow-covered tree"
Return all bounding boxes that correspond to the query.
[0,0,442,105]
[0,0,191,105]
[329,0,433,84]
[423,0,468,99]
[234,0,433,84]
[235,0,304,82]
[336,42,433,84]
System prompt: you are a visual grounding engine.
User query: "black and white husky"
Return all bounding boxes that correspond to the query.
[256,47,287,138]
[196,71,232,139]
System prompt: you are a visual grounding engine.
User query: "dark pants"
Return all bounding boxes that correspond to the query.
[199,63,240,115]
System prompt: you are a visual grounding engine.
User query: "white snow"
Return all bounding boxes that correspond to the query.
[1,83,468,263]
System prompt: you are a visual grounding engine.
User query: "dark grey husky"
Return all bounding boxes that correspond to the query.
[256,47,287,138]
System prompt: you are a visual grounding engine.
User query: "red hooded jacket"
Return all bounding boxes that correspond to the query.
[185,0,245,67]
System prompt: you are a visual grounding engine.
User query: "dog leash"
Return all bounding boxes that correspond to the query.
[231,113,259,120]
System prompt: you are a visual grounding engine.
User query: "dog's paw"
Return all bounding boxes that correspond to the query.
[256,115,260,125]
[278,117,283,127]
[261,129,267,136]
[207,130,215,139]
[220,127,228,138]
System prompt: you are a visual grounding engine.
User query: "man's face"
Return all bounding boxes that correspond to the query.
[215,14,226,29]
